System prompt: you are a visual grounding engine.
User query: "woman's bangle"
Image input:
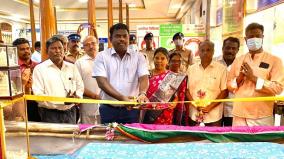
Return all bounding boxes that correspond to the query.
[138,92,147,97]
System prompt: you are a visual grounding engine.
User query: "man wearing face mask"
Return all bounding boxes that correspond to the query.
[227,23,284,126]
[129,34,138,53]
[140,33,155,70]
[169,32,193,72]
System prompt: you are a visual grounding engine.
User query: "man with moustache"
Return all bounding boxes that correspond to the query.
[93,23,149,124]
[186,40,228,126]
[75,36,101,124]
[32,36,84,123]
[215,37,240,126]
[12,38,38,94]
[9,38,39,121]
[52,34,68,54]
[227,23,284,126]
[65,33,84,63]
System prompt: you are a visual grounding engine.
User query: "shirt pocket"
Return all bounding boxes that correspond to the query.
[125,65,137,83]
[254,67,270,80]
[205,76,219,92]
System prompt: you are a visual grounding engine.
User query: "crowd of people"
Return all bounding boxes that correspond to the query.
[4,22,284,127]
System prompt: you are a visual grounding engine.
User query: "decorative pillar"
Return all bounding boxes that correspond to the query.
[54,6,58,34]
[126,4,129,28]
[108,0,113,47]
[40,0,57,61]
[29,0,36,52]
[88,0,96,36]
[205,0,211,39]
[119,0,123,23]
[0,29,2,42]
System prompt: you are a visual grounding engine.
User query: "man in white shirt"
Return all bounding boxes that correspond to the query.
[215,37,240,126]
[75,36,101,124]
[52,34,68,54]
[32,36,84,124]
[93,23,149,124]
[31,41,41,63]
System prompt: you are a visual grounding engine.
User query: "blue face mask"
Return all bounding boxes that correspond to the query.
[246,38,263,51]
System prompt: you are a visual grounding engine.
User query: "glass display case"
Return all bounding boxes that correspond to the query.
[0,67,23,99]
[0,44,18,67]
[0,44,23,99]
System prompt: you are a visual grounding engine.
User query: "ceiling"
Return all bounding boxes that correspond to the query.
[0,0,195,24]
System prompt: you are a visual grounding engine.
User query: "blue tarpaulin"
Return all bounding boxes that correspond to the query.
[34,142,284,159]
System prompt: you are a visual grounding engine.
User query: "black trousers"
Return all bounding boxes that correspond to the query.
[38,107,77,124]
[27,100,41,122]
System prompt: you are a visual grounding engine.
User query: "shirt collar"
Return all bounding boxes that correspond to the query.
[215,55,226,66]
[198,60,215,69]
[45,59,54,66]
[81,54,94,60]
[46,59,69,69]
[18,59,37,68]
[66,50,84,56]
[110,48,131,56]
[248,51,264,60]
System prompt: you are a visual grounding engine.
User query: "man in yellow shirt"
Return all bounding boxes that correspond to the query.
[186,40,228,126]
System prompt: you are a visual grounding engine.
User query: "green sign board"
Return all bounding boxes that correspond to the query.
[160,36,175,49]
[159,24,182,36]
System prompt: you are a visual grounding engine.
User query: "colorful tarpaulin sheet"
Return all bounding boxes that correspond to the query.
[116,123,284,142]
[34,142,284,159]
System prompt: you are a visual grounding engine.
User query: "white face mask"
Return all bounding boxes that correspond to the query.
[246,38,263,51]
[174,39,183,46]
[129,44,138,51]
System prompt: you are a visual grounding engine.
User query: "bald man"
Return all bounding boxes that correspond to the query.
[186,40,228,126]
[75,36,101,124]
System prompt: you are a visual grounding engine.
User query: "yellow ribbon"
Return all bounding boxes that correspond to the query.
[1,95,284,109]
[24,95,138,105]
[0,97,25,109]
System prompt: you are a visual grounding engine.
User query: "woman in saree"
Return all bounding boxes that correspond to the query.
[168,52,188,125]
[143,48,187,125]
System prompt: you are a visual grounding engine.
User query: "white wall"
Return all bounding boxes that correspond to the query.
[0,18,27,44]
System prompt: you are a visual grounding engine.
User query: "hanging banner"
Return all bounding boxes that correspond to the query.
[183,24,206,37]
[136,25,160,50]
[159,24,205,49]
[222,0,244,35]
[159,24,182,49]
[216,8,223,26]
[159,24,182,36]
[258,0,283,10]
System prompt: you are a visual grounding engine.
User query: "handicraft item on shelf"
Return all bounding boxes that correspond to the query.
[0,44,23,99]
